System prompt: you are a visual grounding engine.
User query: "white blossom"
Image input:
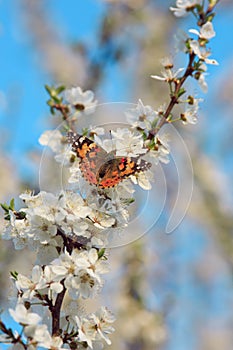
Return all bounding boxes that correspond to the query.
[75,315,95,348]
[43,265,64,305]
[94,128,147,157]
[24,323,48,339]
[39,130,64,153]
[112,128,147,157]
[155,103,166,116]
[189,21,216,40]
[147,133,170,165]
[9,304,41,326]
[28,215,57,244]
[46,336,66,350]
[50,248,108,299]
[25,191,66,225]
[64,191,92,219]
[24,324,52,349]
[68,160,83,184]
[65,270,100,299]
[189,40,219,65]
[60,218,90,240]
[125,99,157,129]
[27,326,66,350]
[130,170,153,190]
[19,191,43,208]
[170,0,202,17]
[2,211,30,250]
[64,87,97,115]
[198,73,208,93]
[16,265,47,300]
[13,263,64,307]
[88,210,116,230]
[181,98,203,124]
[75,307,115,348]
[39,129,73,165]
[58,191,91,238]
[90,307,115,345]
[151,67,184,82]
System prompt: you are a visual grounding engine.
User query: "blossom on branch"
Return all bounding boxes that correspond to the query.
[9,303,41,326]
[170,0,202,17]
[125,99,157,130]
[64,86,97,115]
[189,21,216,40]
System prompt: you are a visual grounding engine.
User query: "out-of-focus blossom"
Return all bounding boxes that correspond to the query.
[170,0,202,17]
[189,22,216,40]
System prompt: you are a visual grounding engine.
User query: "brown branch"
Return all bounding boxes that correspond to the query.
[51,281,67,336]
[149,52,195,137]
[57,228,86,254]
[148,0,220,139]
[51,103,77,132]
[0,320,27,349]
[148,1,219,139]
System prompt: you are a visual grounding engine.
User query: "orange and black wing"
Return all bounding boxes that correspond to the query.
[67,131,107,186]
[97,157,152,189]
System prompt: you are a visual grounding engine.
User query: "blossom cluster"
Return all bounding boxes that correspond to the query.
[7,249,112,349]
[0,1,219,349]
[3,190,120,254]
[0,190,115,348]
[5,303,114,350]
[152,0,218,125]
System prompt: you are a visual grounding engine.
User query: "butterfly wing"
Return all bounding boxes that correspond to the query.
[98,157,151,189]
[68,131,108,186]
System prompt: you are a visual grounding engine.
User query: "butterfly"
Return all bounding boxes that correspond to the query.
[67,131,151,189]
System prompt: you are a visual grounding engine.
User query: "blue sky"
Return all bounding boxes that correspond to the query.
[0,0,107,181]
